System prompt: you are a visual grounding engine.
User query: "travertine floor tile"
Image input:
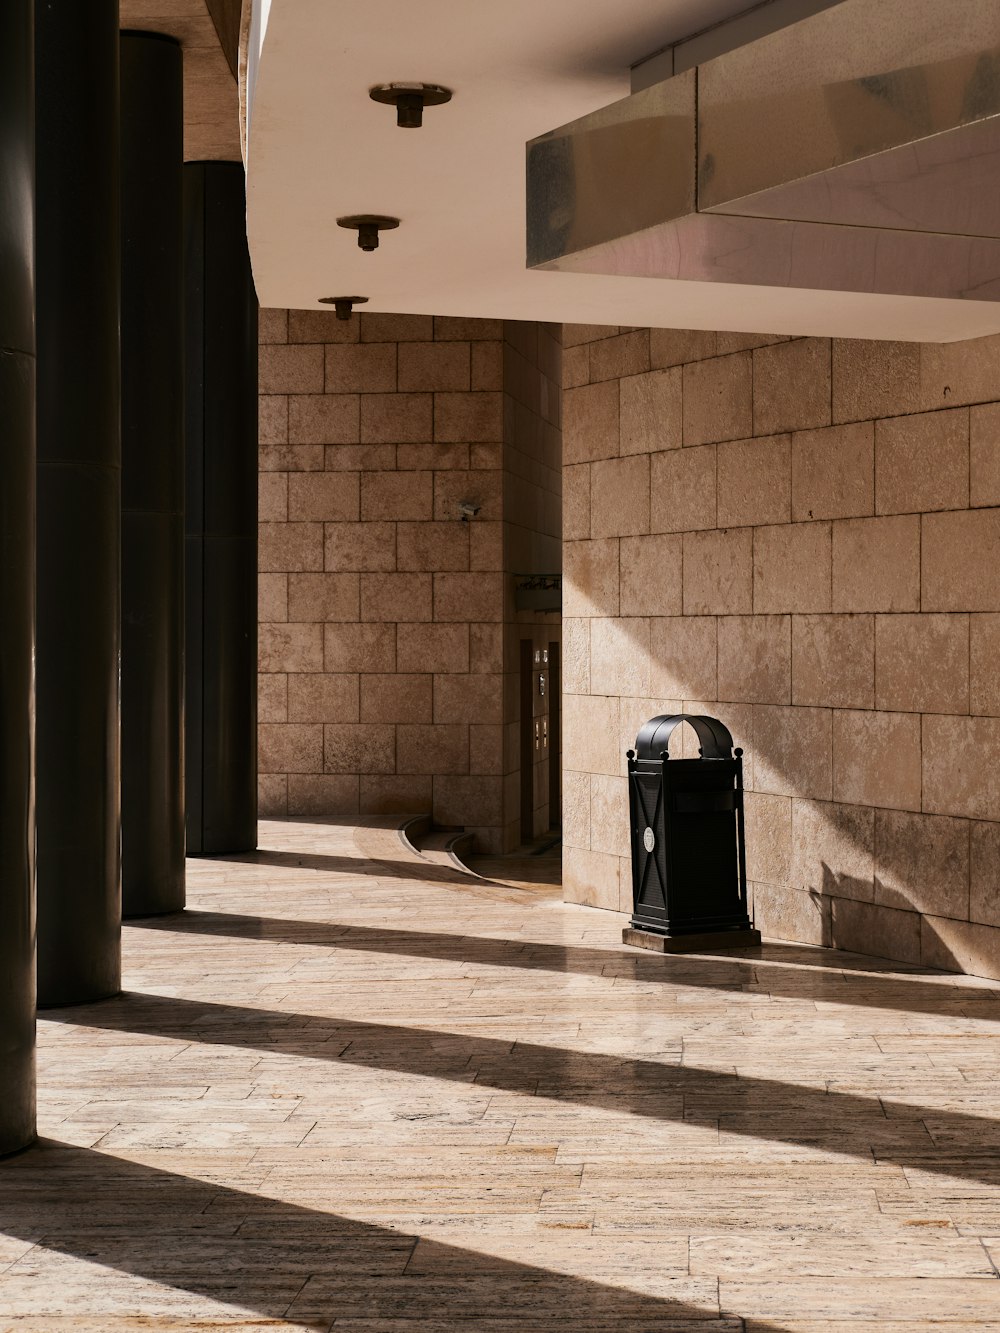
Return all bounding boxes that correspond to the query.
[2,816,1000,1329]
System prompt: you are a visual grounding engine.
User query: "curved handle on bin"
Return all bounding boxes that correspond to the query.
[634,714,734,761]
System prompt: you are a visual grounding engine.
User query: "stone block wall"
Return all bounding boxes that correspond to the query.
[257,309,560,853]
[561,322,1000,979]
[257,308,506,842]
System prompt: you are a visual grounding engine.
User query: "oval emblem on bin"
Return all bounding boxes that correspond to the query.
[643,827,655,853]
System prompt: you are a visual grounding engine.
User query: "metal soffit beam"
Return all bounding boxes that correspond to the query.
[527,0,1000,307]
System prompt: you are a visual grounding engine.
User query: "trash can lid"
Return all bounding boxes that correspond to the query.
[633,713,734,760]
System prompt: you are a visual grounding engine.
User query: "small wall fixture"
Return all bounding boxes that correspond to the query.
[319,295,369,321]
[337,214,400,252]
[457,501,481,521]
[369,82,452,128]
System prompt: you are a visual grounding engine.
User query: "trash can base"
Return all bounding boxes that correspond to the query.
[623,926,762,954]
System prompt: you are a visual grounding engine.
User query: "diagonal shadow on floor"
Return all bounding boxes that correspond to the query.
[203,848,511,890]
[0,1139,773,1331]
[133,908,1000,1023]
[46,991,1000,1187]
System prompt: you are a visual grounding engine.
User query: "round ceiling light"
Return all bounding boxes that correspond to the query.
[336,215,400,252]
[319,295,369,321]
[369,82,452,128]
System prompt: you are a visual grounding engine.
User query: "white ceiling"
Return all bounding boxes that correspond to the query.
[246,0,1000,341]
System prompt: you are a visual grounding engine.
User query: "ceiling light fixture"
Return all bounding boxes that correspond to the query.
[369,82,452,128]
[319,295,369,321]
[336,214,400,252]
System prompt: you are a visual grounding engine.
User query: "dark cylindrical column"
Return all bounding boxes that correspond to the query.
[0,0,37,1155]
[120,31,186,916]
[184,162,258,855]
[35,0,122,1005]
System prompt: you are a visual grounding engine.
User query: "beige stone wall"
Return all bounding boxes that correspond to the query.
[561,323,1000,979]
[257,308,507,843]
[257,310,561,854]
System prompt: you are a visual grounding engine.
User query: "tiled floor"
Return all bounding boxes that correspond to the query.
[467,841,562,893]
[4,818,1000,1330]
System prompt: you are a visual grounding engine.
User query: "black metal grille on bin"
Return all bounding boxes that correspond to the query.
[627,714,752,939]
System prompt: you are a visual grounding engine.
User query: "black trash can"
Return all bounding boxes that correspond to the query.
[624,714,761,953]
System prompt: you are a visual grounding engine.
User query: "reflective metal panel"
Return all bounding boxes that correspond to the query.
[716,115,1000,239]
[527,0,1000,309]
[698,0,1000,231]
[527,73,694,268]
[535,212,1000,304]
